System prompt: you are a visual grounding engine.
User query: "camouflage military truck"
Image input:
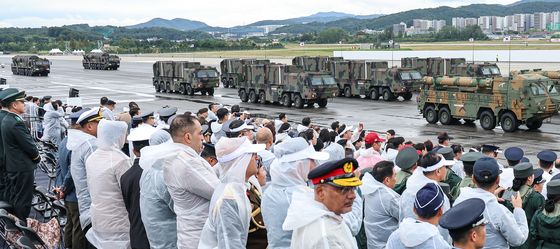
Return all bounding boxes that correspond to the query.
[513,69,560,87]
[368,67,423,101]
[237,63,338,108]
[329,60,389,98]
[11,55,51,76]
[220,58,270,88]
[153,61,219,96]
[449,62,502,78]
[291,56,343,72]
[418,74,559,132]
[401,57,466,77]
[82,52,120,70]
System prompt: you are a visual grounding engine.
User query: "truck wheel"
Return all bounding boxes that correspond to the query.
[526,118,543,130]
[318,99,328,108]
[438,106,453,125]
[207,88,214,96]
[369,88,380,100]
[500,112,518,132]
[155,83,161,92]
[403,92,413,101]
[480,110,497,130]
[259,92,267,104]
[294,94,304,109]
[178,84,187,95]
[221,78,228,88]
[201,90,207,95]
[383,88,395,102]
[282,94,292,107]
[186,85,194,96]
[239,89,248,102]
[249,91,258,103]
[424,105,438,124]
[344,86,352,98]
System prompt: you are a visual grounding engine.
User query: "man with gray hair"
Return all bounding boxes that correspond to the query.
[163,115,220,249]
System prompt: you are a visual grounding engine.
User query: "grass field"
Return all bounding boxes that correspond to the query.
[168,41,560,59]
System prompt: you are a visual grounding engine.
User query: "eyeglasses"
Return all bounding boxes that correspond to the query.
[327,184,356,195]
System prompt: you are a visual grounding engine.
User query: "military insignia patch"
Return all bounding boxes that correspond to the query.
[343,162,353,173]
[14,115,22,122]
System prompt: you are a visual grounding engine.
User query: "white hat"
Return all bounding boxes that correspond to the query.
[217,137,265,163]
[229,122,255,133]
[275,137,329,163]
[420,155,455,172]
[127,125,157,142]
[339,125,354,137]
[77,107,103,125]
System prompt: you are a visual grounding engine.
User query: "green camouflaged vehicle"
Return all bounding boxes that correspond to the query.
[220,58,270,88]
[11,55,51,76]
[238,63,338,108]
[153,61,219,96]
[418,74,559,132]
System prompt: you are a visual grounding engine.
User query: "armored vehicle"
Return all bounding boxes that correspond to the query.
[220,58,270,88]
[418,74,559,132]
[401,57,466,77]
[153,61,219,96]
[513,69,560,86]
[329,60,390,98]
[291,56,344,72]
[11,55,51,76]
[82,52,120,70]
[237,63,338,108]
[368,67,423,101]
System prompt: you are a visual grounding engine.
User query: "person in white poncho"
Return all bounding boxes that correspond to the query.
[198,136,265,249]
[85,119,131,248]
[283,158,362,249]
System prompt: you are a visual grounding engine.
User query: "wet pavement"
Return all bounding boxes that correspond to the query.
[0,55,558,162]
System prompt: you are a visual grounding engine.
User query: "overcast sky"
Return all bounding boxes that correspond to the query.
[0,0,518,28]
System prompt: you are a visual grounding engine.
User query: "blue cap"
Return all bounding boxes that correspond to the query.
[439,198,486,230]
[481,144,501,153]
[537,150,557,163]
[552,173,560,181]
[414,183,445,218]
[520,157,530,163]
[157,107,177,118]
[504,147,524,161]
[534,168,546,184]
[473,157,502,182]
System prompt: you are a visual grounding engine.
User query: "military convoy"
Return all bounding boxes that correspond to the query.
[291,56,421,101]
[237,62,338,108]
[401,57,502,78]
[11,55,51,76]
[418,74,559,132]
[152,61,219,96]
[82,52,120,70]
[220,59,271,88]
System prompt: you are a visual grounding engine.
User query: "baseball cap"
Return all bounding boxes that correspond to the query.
[473,157,502,182]
[364,132,385,144]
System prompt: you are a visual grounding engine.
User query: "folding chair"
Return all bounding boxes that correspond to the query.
[15,220,47,249]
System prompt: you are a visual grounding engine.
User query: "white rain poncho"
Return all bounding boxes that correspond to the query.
[85,120,131,248]
[149,129,172,146]
[454,187,528,248]
[399,169,450,221]
[67,128,97,229]
[139,141,179,249]
[41,110,68,145]
[321,142,345,165]
[261,137,329,249]
[385,218,451,249]
[199,137,265,249]
[283,189,358,249]
[361,173,400,249]
[163,142,220,249]
[257,149,275,183]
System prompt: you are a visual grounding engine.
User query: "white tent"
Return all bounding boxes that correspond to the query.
[48,48,63,55]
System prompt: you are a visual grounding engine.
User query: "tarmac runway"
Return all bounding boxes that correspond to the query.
[0,55,558,162]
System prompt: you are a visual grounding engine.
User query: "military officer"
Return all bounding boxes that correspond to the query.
[439,198,487,249]
[0,88,19,202]
[393,147,419,194]
[155,106,177,128]
[530,179,560,249]
[438,147,462,200]
[504,147,524,167]
[537,150,558,198]
[458,152,484,189]
[1,89,41,220]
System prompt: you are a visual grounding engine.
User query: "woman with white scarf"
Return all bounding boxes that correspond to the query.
[198,136,265,249]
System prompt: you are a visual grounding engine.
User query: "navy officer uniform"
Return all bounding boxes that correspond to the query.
[439,198,487,249]
[0,88,19,202]
[1,89,41,220]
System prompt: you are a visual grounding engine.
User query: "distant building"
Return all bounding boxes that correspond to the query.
[392,22,407,36]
